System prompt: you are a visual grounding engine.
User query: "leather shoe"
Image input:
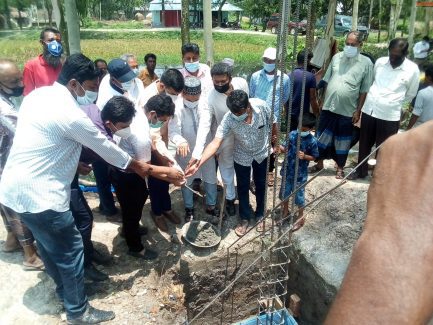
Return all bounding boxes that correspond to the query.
[152,214,168,232]
[92,248,112,266]
[84,264,109,282]
[67,305,115,324]
[162,210,181,224]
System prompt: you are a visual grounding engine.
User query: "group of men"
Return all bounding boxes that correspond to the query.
[0,25,431,324]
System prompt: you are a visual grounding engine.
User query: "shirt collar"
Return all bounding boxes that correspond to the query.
[384,58,407,71]
[260,69,281,79]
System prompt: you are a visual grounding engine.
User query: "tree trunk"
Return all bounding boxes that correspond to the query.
[408,0,417,52]
[324,0,337,40]
[388,0,403,39]
[181,0,190,45]
[368,0,374,29]
[306,4,316,50]
[378,0,382,42]
[51,0,61,27]
[203,0,213,65]
[4,0,13,29]
[352,0,359,31]
[425,7,432,35]
[64,0,81,54]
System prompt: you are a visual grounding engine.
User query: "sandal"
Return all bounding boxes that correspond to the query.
[308,165,323,173]
[235,220,249,237]
[267,172,274,187]
[152,214,169,232]
[23,257,45,271]
[336,169,345,179]
[292,218,305,232]
[256,220,266,232]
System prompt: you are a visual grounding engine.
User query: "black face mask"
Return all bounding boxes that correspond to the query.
[214,82,230,94]
[0,83,24,97]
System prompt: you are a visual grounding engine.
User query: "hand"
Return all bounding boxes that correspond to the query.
[177,142,190,158]
[185,161,200,178]
[159,155,174,167]
[352,110,361,124]
[186,158,199,170]
[167,167,185,182]
[297,151,305,160]
[77,162,92,175]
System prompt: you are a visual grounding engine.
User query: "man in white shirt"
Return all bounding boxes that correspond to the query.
[188,62,249,217]
[413,36,430,66]
[407,64,433,129]
[0,54,184,324]
[350,38,420,179]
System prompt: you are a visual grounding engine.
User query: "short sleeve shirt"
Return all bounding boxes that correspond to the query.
[288,68,317,117]
[413,86,433,127]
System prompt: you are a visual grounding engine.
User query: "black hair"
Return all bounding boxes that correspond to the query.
[211,62,232,78]
[40,27,60,40]
[226,90,249,114]
[425,64,433,80]
[388,38,409,55]
[101,96,136,124]
[160,68,185,93]
[94,59,107,66]
[422,35,430,42]
[302,112,316,128]
[145,94,175,117]
[346,31,363,44]
[297,49,313,65]
[181,43,200,56]
[144,53,157,62]
[57,53,100,85]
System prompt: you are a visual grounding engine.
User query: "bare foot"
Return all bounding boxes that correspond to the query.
[2,233,21,252]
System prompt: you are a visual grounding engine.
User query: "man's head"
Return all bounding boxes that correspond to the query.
[40,27,63,68]
[344,31,363,59]
[144,94,175,128]
[120,54,138,75]
[388,38,409,68]
[425,64,433,84]
[160,68,185,98]
[101,96,136,138]
[144,53,157,73]
[297,49,313,66]
[262,47,277,73]
[57,53,100,105]
[181,43,200,74]
[108,58,137,93]
[422,36,430,42]
[94,59,108,78]
[226,90,249,121]
[183,77,201,106]
[211,62,232,94]
[301,112,316,132]
[0,59,24,98]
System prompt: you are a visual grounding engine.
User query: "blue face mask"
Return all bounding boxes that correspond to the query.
[232,112,248,122]
[150,120,164,129]
[300,131,310,137]
[263,62,276,73]
[46,40,63,57]
[185,61,200,73]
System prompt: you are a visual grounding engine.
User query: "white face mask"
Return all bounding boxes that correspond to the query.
[184,99,199,109]
[344,45,359,58]
[114,126,132,139]
[121,79,135,92]
[132,68,139,76]
[166,92,178,103]
[75,83,98,106]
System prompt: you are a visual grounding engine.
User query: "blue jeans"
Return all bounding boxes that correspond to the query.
[234,158,267,221]
[18,209,88,319]
[181,182,217,209]
[92,160,117,215]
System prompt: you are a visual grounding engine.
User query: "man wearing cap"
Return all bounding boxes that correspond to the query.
[168,77,218,222]
[96,58,146,111]
[23,27,63,96]
[249,47,290,187]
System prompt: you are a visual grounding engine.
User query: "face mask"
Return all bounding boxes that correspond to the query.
[184,99,199,109]
[114,126,132,139]
[46,40,63,57]
[121,80,135,92]
[185,61,200,73]
[263,62,276,73]
[132,68,139,76]
[344,45,359,58]
[166,92,178,103]
[0,83,24,97]
[150,120,164,129]
[75,83,98,106]
[300,131,310,137]
[214,83,230,94]
[231,111,248,122]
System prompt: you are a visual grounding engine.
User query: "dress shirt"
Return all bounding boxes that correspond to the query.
[216,98,271,167]
[362,57,420,121]
[249,69,290,122]
[0,82,131,213]
[192,77,249,159]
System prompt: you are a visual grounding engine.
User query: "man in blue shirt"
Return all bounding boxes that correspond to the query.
[249,47,290,186]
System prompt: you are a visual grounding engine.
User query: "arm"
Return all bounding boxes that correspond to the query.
[309,88,320,116]
[407,92,424,130]
[352,93,367,124]
[404,69,421,103]
[185,136,223,177]
[406,113,419,130]
[191,100,212,160]
[127,159,184,185]
[168,109,189,157]
[325,122,433,324]
[249,74,257,98]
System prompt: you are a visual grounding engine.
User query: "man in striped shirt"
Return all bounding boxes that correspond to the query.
[0,54,184,325]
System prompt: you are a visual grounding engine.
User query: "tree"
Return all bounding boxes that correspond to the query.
[2,0,13,29]
[240,0,278,32]
[181,0,190,45]
[352,0,359,30]
[388,0,404,39]
[203,0,213,64]
[408,0,416,51]
[64,0,80,54]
